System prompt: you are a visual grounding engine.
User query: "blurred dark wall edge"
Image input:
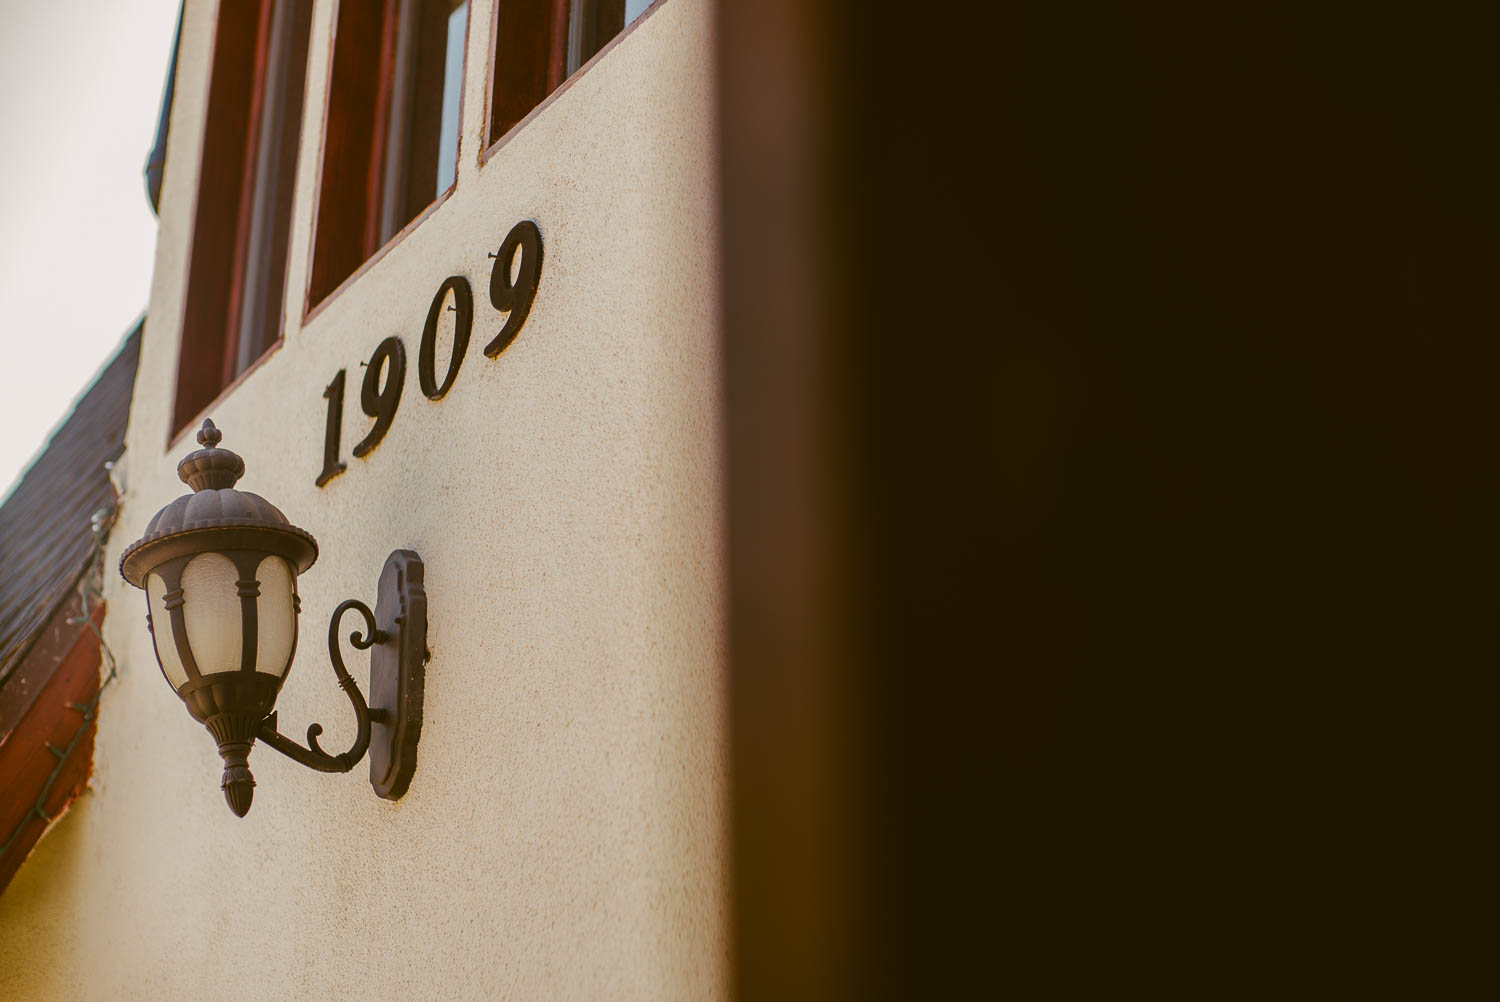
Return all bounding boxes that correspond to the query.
[720,1,1496,999]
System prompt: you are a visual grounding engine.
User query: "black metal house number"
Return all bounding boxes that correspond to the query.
[316,220,543,487]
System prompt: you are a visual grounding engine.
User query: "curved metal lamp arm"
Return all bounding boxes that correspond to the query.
[258,599,387,773]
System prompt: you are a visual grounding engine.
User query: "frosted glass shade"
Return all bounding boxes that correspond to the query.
[143,550,300,691]
[146,571,189,690]
[181,553,244,676]
[255,555,296,677]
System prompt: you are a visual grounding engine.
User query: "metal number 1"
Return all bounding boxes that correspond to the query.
[315,369,348,487]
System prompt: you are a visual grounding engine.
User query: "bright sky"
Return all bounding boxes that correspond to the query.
[0,0,182,498]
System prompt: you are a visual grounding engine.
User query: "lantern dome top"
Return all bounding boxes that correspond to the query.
[133,485,309,545]
[119,419,318,587]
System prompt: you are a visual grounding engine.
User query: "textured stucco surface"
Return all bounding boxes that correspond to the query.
[0,0,727,998]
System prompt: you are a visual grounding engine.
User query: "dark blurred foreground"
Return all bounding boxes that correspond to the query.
[720,2,1497,997]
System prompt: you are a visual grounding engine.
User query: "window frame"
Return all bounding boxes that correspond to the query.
[168,0,315,445]
[302,0,474,324]
[299,0,665,327]
[478,0,663,166]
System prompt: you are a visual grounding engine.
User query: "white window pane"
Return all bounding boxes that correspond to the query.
[435,2,467,198]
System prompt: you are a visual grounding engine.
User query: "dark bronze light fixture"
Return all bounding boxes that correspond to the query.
[120,420,427,816]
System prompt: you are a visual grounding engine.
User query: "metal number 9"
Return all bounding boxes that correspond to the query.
[353,336,405,458]
[485,220,543,357]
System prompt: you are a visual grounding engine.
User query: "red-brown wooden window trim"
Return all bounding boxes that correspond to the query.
[484,0,648,156]
[220,0,277,390]
[174,1,264,434]
[172,0,313,437]
[484,0,564,149]
[304,0,657,318]
[307,0,471,312]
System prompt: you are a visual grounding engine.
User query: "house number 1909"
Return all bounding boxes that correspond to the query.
[315,220,543,487]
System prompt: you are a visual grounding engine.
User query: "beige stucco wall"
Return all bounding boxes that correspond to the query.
[0,1,726,998]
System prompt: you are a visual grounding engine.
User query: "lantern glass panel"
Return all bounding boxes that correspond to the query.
[181,552,244,675]
[254,555,297,677]
[146,571,190,690]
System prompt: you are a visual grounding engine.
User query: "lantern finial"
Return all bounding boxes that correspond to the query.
[220,741,256,817]
[177,418,247,491]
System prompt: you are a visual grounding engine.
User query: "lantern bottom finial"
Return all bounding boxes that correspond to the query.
[218,740,256,817]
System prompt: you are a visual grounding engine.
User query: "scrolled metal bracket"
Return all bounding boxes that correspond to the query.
[258,600,379,773]
[257,550,428,799]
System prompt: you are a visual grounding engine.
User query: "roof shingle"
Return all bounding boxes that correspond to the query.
[0,323,140,685]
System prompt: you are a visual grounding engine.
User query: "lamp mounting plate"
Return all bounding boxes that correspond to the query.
[367,549,427,799]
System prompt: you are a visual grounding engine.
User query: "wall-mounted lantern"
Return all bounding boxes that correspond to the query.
[120,420,427,816]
